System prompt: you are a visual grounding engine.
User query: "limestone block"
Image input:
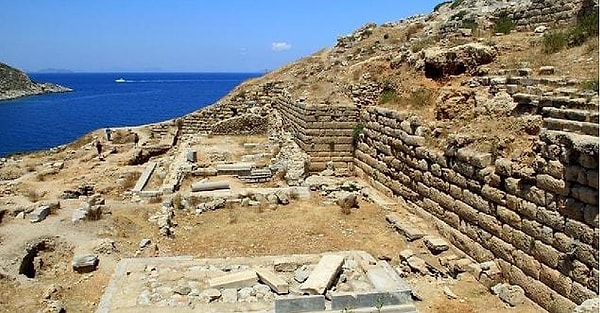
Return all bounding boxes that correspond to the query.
[207,270,258,289]
[256,269,289,295]
[536,174,567,195]
[495,158,513,176]
[532,240,561,268]
[72,254,99,273]
[299,254,345,295]
[423,236,449,254]
[191,181,230,192]
[571,186,598,205]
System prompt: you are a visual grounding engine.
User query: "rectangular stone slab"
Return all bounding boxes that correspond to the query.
[207,270,257,289]
[132,162,156,192]
[256,269,289,295]
[274,295,325,313]
[299,254,345,295]
[191,181,231,192]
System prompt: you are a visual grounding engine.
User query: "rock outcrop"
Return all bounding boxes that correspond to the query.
[0,62,72,101]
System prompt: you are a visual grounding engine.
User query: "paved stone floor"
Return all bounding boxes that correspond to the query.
[96,251,415,313]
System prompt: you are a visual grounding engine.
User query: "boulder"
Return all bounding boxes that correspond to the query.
[491,283,525,306]
[423,43,496,79]
[72,254,99,273]
[573,297,599,313]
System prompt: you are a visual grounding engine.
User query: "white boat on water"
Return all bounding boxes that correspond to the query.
[115,78,126,83]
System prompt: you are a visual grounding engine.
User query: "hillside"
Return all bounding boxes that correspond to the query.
[0,62,72,101]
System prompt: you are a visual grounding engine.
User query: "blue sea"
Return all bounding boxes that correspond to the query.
[0,72,260,157]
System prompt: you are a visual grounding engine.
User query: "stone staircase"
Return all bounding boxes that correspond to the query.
[470,66,599,140]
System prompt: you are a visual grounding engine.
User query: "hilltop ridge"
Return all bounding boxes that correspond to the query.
[0,62,72,101]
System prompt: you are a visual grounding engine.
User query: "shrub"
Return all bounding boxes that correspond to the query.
[461,18,478,32]
[352,123,365,146]
[542,31,568,54]
[379,82,398,104]
[568,10,599,47]
[434,1,452,12]
[581,79,599,92]
[494,17,515,34]
[451,10,468,21]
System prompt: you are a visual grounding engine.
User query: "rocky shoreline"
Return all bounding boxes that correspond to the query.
[0,82,73,101]
[0,62,73,101]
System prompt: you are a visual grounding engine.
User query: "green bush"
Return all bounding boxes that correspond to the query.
[581,79,599,92]
[568,10,599,47]
[494,17,515,34]
[352,123,365,146]
[433,1,452,12]
[542,31,568,54]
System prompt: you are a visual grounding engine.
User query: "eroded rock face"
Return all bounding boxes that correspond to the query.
[423,43,496,79]
[0,62,72,101]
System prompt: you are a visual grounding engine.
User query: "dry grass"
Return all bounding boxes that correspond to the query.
[120,172,141,191]
[23,188,44,202]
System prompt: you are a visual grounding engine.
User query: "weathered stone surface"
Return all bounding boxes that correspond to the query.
[573,297,600,313]
[30,205,50,223]
[72,254,99,273]
[207,270,258,289]
[423,236,449,254]
[256,268,289,295]
[299,254,345,295]
[386,213,426,241]
[191,181,231,192]
[492,283,525,306]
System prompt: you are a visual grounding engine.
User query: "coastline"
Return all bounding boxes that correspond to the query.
[0,82,72,101]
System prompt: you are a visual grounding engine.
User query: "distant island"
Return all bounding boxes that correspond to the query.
[34,68,74,73]
[0,62,72,101]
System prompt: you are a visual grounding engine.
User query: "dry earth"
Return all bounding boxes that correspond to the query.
[0,130,544,313]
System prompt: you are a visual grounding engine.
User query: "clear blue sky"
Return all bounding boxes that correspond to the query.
[0,1,441,72]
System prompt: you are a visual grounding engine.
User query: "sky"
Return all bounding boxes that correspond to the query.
[0,1,442,73]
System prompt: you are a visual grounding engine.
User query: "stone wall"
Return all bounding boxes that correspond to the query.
[354,106,599,313]
[495,0,595,29]
[180,82,283,135]
[275,97,359,172]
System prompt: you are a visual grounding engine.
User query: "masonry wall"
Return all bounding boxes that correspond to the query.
[354,106,599,313]
[275,98,359,171]
[496,0,595,29]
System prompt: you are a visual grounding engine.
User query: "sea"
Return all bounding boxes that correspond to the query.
[0,72,261,157]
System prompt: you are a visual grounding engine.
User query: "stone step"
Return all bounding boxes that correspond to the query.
[542,107,599,123]
[543,118,599,137]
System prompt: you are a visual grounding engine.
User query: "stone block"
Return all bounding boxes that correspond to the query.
[540,264,572,296]
[497,205,522,229]
[72,254,99,273]
[275,295,325,313]
[565,219,595,245]
[512,229,534,253]
[423,236,449,254]
[478,213,502,238]
[571,186,598,205]
[570,281,597,306]
[256,269,289,295]
[365,262,411,295]
[488,236,514,263]
[453,200,479,225]
[512,249,541,279]
[299,254,345,295]
[207,270,258,289]
[29,205,50,223]
[191,181,231,192]
[331,291,408,310]
[532,240,561,268]
[385,213,426,241]
[481,185,505,206]
[495,158,513,176]
[536,207,565,232]
[536,174,567,195]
